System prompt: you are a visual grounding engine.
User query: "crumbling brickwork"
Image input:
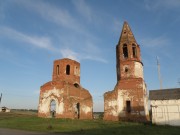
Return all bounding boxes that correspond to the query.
[38,58,93,119]
[104,22,149,122]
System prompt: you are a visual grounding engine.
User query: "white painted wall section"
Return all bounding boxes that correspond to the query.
[134,62,143,78]
[39,88,64,114]
[151,99,180,126]
[117,90,134,117]
[81,105,91,114]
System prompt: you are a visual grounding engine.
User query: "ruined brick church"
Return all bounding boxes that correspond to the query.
[38,21,149,121]
[104,22,149,121]
[38,58,93,119]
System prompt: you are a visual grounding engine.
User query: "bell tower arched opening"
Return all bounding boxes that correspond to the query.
[123,44,128,58]
[132,44,137,58]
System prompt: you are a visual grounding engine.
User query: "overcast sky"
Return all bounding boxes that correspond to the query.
[0,0,180,111]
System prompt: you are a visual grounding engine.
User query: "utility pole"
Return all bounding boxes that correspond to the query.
[0,93,2,105]
[157,56,163,89]
[178,78,180,86]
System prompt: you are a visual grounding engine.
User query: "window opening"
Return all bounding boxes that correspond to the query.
[66,65,70,75]
[125,67,128,73]
[126,101,131,113]
[74,83,79,88]
[50,100,56,118]
[132,44,137,58]
[77,103,80,119]
[56,65,59,75]
[74,66,78,75]
[123,44,128,58]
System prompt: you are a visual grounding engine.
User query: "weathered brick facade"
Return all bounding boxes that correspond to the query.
[104,22,149,121]
[38,58,93,119]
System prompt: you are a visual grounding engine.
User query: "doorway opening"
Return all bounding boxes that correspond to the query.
[126,101,131,113]
[50,100,56,118]
[76,103,80,119]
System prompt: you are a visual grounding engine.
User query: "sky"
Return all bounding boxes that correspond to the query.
[0,0,180,112]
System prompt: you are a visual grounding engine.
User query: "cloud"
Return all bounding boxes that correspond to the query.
[0,26,54,51]
[60,48,79,61]
[80,42,108,63]
[82,55,108,63]
[14,0,82,32]
[72,0,93,22]
[139,36,170,48]
[60,48,108,63]
[1,1,108,63]
[0,26,107,63]
[144,0,180,11]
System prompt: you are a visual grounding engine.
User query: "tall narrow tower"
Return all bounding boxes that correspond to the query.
[104,22,149,121]
[116,22,142,81]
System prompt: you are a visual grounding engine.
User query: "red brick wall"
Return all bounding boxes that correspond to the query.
[38,58,93,120]
[104,22,149,122]
[52,58,80,84]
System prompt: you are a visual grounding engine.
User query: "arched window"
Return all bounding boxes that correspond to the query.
[50,100,56,117]
[74,83,79,88]
[132,44,137,58]
[66,65,70,75]
[123,44,128,58]
[56,65,59,75]
[74,66,78,75]
[76,103,80,119]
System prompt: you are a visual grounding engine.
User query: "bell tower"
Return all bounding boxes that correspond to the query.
[116,21,143,81]
[104,21,149,121]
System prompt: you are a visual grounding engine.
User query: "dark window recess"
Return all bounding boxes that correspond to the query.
[66,65,70,75]
[123,44,128,58]
[74,83,79,88]
[125,67,128,73]
[132,44,137,58]
[126,101,131,113]
[77,103,80,119]
[56,65,59,75]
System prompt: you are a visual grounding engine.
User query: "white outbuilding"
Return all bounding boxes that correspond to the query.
[0,106,11,112]
[149,88,180,126]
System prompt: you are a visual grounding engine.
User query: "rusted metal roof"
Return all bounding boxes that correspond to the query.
[149,88,180,100]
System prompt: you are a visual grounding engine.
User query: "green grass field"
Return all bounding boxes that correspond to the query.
[0,111,180,135]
